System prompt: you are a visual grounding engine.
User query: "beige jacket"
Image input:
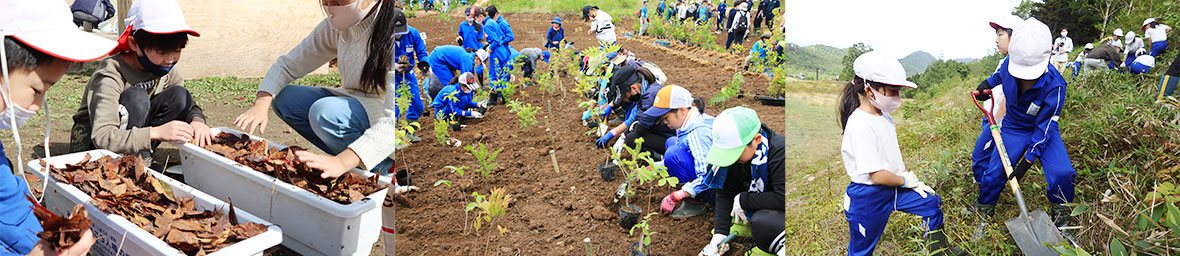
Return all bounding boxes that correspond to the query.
[258,13,397,170]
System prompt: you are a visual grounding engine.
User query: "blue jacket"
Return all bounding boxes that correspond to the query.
[717,3,727,20]
[750,40,769,58]
[395,26,429,72]
[0,143,41,256]
[427,45,478,86]
[486,16,515,50]
[431,84,478,118]
[984,58,1069,163]
[676,112,716,197]
[482,17,503,49]
[459,21,485,50]
[545,27,564,48]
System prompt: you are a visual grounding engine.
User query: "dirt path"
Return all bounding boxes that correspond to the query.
[176,0,332,78]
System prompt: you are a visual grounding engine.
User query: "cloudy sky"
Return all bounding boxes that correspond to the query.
[785,0,1025,60]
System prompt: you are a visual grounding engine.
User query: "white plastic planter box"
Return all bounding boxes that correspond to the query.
[178,127,391,256]
[26,150,283,256]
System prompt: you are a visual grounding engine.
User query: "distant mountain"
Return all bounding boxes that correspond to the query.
[952,58,978,63]
[898,51,937,77]
[784,44,846,80]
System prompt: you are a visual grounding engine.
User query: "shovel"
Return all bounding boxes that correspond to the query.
[971,89,1066,255]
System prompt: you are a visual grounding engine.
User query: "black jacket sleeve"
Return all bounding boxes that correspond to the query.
[739,132,786,212]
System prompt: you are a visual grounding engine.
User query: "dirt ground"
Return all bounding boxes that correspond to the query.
[6,5,787,256]
[175,0,332,78]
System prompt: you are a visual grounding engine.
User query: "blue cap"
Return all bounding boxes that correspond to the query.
[542,51,551,63]
[552,16,562,25]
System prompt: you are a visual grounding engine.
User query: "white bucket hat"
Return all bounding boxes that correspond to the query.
[852,51,917,88]
[0,0,117,62]
[1008,18,1053,80]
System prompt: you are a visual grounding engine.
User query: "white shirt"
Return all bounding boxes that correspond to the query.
[1147,24,1171,43]
[983,61,1006,113]
[841,109,906,185]
[1052,37,1073,62]
[677,4,689,18]
[1134,55,1156,66]
[591,11,616,43]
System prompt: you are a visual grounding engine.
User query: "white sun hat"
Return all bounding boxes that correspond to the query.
[1008,18,1053,80]
[0,0,117,62]
[852,51,917,88]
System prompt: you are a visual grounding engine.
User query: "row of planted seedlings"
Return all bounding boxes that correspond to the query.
[566,42,682,256]
[28,149,282,256]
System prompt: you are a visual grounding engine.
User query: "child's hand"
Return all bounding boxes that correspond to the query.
[190,120,213,147]
[150,120,194,142]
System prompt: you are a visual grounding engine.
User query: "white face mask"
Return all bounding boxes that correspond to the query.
[325,0,370,31]
[1061,32,1068,37]
[0,98,35,130]
[867,87,902,113]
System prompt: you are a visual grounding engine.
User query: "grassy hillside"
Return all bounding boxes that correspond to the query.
[784,50,1180,254]
[785,44,846,80]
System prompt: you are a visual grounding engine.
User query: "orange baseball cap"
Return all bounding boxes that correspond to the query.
[643,85,694,117]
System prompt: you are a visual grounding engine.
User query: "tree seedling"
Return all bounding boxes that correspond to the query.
[464,143,501,177]
[616,138,679,207]
[433,179,452,187]
[709,72,744,107]
[444,165,469,176]
[506,100,541,129]
[628,212,659,254]
[433,118,452,145]
[465,187,511,233]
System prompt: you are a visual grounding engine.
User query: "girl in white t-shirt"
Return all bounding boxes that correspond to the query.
[1143,18,1173,56]
[838,52,962,256]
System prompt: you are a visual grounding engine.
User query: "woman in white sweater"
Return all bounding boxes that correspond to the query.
[234,0,403,178]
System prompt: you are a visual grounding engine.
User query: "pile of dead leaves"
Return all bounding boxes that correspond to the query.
[26,195,90,250]
[46,154,267,256]
[203,132,388,204]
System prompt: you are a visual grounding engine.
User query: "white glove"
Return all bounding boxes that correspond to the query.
[730,194,748,224]
[898,171,921,189]
[393,185,420,194]
[477,100,488,108]
[698,234,729,256]
[470,111,485,118]
[912,182,936,198]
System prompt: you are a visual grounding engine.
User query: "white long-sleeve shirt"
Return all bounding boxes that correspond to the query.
[258,13,397,170]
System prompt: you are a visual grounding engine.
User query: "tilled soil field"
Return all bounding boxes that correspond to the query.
[387,12,785,256]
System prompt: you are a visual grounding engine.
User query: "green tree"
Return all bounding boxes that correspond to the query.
[1011,0,1037,19]
[1030,0,1102,44]
[838,43,874,81]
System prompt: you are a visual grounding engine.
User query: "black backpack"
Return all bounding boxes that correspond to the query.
[733,10,749,31]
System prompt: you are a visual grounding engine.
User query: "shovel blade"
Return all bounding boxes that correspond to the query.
[1004,210,1066,256]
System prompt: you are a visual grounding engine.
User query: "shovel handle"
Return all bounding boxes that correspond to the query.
[972,90,1033,216]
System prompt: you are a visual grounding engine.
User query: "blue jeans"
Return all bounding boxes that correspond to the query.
[1152,41,1168,57]
[272,85,394,174]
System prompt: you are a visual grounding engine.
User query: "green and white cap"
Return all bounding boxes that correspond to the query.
[705,107,762,167]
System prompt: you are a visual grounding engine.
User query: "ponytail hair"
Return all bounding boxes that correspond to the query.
[359,0,396,94]
[838,76,869,131]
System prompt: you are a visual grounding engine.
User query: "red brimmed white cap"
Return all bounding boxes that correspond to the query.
[110,0,200,54]
[852,51,917,88]
[0,0,117,62]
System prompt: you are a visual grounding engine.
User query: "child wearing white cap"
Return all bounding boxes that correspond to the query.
[966,16,1021,233]
[0,0,117,255]
[1123,31,1144,67]
[70,0,209,161]
[1100,28,1125,49]
[837,51,962,256]
[973,17,1078,238]
[430,72,486,131]
[1129,49,1155,74]
[1142,18,1172,56]
[235,0,410,177]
